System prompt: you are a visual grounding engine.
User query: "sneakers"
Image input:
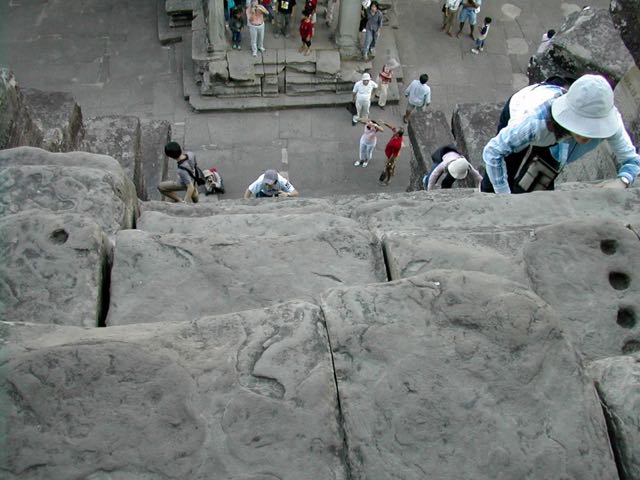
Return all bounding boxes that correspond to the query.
[259,47,266,52]
[471,48,479,54]
[362,161,368,167]
[252,52,257,57]
[352,116,358,126]
[354,160,361,166]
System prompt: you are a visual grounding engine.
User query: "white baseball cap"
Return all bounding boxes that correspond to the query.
[551,74,619,138]
[447,157,470,180]
[362,73,371,81]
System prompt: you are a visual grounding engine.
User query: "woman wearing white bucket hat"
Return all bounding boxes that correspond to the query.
[482,74,640,194]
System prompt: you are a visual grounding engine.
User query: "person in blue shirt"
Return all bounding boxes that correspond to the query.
[481,74,640,194]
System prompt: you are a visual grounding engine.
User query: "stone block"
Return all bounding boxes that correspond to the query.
[139,119,172,201]
[140,198,334,216]
[81,115,144,200]
[137,211,361,237]
[528,7,634,85]
[0,212,111,327]
[614,66,640,149]
[21,88,84,152]
[316,50,341,76]
[610,0,640,68]
[227,50,256,81]
[0,69,43,150]
[106,226,385,326]
[407,110,454,191]
[451,102,502,167]
[588,354,640,480]
[208,58,229,82]
[165,0,194,15]
[1,301,346,479]
[206,78,262,97]
[0,147,138,234]
[284,48,316,73]
[522,220,640,361]
[556,143,618,184]
[320,270,618,479]
[262,75,279,95]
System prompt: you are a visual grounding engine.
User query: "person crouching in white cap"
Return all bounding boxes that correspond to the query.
[244,169,299,198]
[423,145,483,190]
[482,74,640,193]
[352,72,378,126]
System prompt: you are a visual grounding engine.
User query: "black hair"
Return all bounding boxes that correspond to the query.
[547,29,556,38]
[484,17,492,23]
[419,73,429,84]
[302,7,312,16]
[371,1,379,8]
[164,141,182,159]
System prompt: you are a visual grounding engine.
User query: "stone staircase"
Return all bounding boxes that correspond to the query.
[2,145,640,477]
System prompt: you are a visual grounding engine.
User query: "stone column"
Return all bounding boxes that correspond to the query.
[207,0,227,52]
[335,0,361,58]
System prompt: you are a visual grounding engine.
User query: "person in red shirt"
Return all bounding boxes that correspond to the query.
[378,123,405,185]
[304,0,317,24]
[299,8,314,55]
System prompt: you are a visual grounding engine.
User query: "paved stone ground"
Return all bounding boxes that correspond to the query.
[0,0,611,198]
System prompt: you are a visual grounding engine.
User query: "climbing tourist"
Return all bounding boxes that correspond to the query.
[247,0,268,56]
[422,145,482,190]
[362,1,383,61]
[244,169,299,198]
[275,0,297,38]
[481,74,640,194]
[378,123,405,185]
[157,142,199,203]
[351,72,378,125]
[355,119,384,168]
[456,0,482,39]
[299,8,314,55]
[403,73,431,124]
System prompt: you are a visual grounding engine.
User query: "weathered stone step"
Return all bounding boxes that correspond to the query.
[105,225,386,326]
[137,210,361,237]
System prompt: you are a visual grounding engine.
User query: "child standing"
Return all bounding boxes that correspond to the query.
[230,7,245,49]
[299,9,314,55]
[355,120,384,167]
[378,123,404,185]
[376,58,398,109]
[471,17,491,54]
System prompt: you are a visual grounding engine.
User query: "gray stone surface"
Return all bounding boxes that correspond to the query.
[137,210,362,237]
[316,50,341,76]
[523,220,640,360]
[383,233,527,284]
[451,102,502,168]
[284,49,317,73]
[407,110,455,191]
[81,115,143,199]
[528,7,635,85]
[0,301,345,480]
[106,226,385,326]
[588,354,640,480]
[0,212,111,327]
[0,147,138,234]
[227,50,256,81]
[139,119,172,201]
[208,58,229,82]
[21,88,84,153]
[610,0,640,68]
[320,270,617,480]
[0,69,43,150]
[615,66,640,151]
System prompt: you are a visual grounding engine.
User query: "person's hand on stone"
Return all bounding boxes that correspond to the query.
[595,178,629,189]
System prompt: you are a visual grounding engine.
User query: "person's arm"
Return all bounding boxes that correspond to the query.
[278,177,298,197]
[469,164,484,188]
[482,116,545,194]
[422,88,431,108]
[352,82,359,102]
[244,189,253,199]
[427,162,447,191]
[258,4,269,14]
[605,119,640,187]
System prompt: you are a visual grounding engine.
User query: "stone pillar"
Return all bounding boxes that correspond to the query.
[206,0,227,52]
[336,0,361,58]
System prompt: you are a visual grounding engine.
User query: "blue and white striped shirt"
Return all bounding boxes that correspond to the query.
[483,100,640,193]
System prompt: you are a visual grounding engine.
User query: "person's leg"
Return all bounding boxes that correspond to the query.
[275,11,284,35]
[257,23,265,51]
[456,8,467,36]
[249,24,258,55]
[363,29,373,58]
[362,143,375,166]
[355,97,365,121]
[361,99,371,121]
[283,13,291,36]
[370,29,377,50]
[468,12,476,37]
[157,181,186,202]
[403,104,415,123]
[304,40,311,55]
[378,83,388,107]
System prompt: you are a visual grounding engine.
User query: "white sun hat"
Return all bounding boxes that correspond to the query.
[447,157,470,180]
[551,74,619,138]
[362,72,371,81]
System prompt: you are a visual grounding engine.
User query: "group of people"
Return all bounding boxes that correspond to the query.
[441,0,492,55]
[227,0,318,57]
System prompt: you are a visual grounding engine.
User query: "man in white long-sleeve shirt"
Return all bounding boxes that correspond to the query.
[403,74,431,124]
